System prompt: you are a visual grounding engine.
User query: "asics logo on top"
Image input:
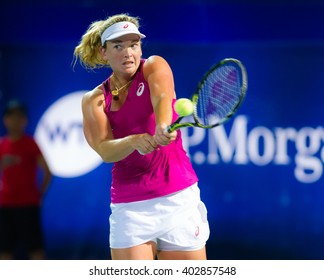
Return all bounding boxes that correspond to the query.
[136,82,145,96]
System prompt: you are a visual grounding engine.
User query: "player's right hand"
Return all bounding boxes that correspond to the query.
[131,133,158,155]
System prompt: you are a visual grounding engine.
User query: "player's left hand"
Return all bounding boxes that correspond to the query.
[154,123,177,146]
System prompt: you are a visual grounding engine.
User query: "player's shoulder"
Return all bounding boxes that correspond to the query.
[145,55,169,66]
[82,85,104,105]
[143,55,172,76]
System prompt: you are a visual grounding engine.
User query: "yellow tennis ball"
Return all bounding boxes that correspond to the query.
[174,98,194,117]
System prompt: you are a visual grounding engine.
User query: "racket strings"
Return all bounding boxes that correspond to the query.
[197,65,242,126]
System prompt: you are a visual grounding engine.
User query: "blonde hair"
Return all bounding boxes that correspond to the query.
[73,14,141,70]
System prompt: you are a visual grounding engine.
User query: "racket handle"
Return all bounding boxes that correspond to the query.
[164,117,183,133]
[164,126,173,133]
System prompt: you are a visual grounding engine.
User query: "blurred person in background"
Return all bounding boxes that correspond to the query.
[0,100,52,259]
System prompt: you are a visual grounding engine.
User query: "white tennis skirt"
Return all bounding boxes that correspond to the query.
[109,183,210,250]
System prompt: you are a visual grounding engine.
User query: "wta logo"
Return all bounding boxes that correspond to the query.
[34,91,102,178]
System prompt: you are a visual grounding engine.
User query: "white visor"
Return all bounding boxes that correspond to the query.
[101,21,146,45]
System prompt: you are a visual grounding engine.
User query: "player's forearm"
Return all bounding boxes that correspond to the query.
[152,93,173,127]
[96,136,136,163]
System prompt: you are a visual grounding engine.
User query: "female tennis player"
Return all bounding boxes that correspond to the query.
[74,13,210,260]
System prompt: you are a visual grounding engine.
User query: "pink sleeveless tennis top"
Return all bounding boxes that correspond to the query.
[103,59,198,203]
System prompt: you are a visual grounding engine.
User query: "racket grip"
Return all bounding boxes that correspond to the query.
[164,126,172,133]
[164,117,183,133]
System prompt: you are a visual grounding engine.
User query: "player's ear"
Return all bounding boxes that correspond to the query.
[139,45,142,57]
[99,46,109,62]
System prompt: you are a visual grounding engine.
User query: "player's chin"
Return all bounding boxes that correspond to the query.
[122,62,137,73]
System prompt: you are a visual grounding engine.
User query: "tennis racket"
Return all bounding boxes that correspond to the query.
[167,58,247,132]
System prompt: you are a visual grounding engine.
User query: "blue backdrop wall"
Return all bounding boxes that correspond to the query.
[1,0,324,259]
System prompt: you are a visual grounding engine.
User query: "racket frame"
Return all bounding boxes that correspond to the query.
[167,58,247,132]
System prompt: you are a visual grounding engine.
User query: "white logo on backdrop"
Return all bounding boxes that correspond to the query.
[34,91,103,178]
[181,115,324,184]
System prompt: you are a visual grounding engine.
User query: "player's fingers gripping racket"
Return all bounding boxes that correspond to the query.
[167,58,247,132]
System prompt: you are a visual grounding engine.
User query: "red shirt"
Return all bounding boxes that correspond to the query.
[0,134,42,206]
